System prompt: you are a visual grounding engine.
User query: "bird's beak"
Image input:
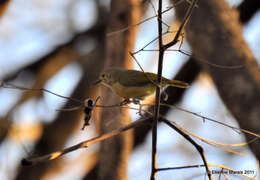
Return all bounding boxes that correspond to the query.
[92,79,102,85]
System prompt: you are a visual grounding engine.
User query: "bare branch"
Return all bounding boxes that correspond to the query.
[161,118,212,179]
[22,118,150,165]
[157,164,256,180]
[173,0,260,160]
[150,0,202,179]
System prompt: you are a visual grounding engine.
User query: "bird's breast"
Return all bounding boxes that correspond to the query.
[111,82,156,99]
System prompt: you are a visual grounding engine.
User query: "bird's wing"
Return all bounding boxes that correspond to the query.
[118,70,157,87]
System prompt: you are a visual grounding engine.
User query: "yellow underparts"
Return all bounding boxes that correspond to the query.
[111,82,156,99]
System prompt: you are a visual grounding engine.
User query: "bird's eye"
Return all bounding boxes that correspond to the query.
[101,74,105,78]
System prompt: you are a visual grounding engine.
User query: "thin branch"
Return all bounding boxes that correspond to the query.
[178,49,245,69]
[0,82,83,104]
[161,118,212,180]
[173,0,260,160]
[138,48,245,69]
[151,0,199,179]
[157,164,256,180]
[147,0,171,31]
[148,0,157,15]
[170,121,247,156]
[150,0,164,178]
[2,81,260,140]
[20,100,259,179]
[4,78,258,179]
[106,1,185,37]
[126,106,257,156]
[22,117,150,166]
[158,103,260,139]
[129,52,160,88]
[163,0,198,50]
[159,103,242,133]
[60,99,260,141]
[133,31,171,54]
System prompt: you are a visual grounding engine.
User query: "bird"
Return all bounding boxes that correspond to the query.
[94,67,189,100]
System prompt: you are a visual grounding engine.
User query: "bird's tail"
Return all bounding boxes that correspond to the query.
[164,79,189,88]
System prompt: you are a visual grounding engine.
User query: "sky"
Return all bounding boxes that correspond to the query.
[0,0,259,179]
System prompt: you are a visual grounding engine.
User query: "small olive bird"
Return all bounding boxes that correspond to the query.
[94,68,189,100]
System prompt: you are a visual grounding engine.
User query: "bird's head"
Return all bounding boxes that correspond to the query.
[93,68,119,86]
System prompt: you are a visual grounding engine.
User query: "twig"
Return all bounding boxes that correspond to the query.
[128,105,257,154]
[170,121,247,156]
[150,0,200,179]
[159,103,242,133]
[163,0,198,50]
[133,31,171,54]
[129,52,160,88]
[157,164,255,180]
[106,2,184,37]
[20,100,258,179]
[148,0,173,31]
[4,79,257,179]
[159,103,260,139]
[161,118,212,180]
[100,102,260,141]
[148,0,157,15]
[139,49,245,69]
[178,49,244,69]
[2,80,258,140]
[150,0,164,179]
[21,117,150,166]
[0,82,82,104]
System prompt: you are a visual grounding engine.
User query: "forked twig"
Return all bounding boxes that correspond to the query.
[161,118,212,179]
[1,81,258,140]
[138,48,245,69]
[106,0,186,37]
[19,99,259,180]
[2,78,258,180]
[150,0,201,179]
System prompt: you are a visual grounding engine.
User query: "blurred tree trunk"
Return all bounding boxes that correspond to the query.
[174,0,260,159]
[0,0,10,18]
[238,0,260,23]
[15,39,106,180]
[96,0,141,179]
[0,41,79,145]
[14,5,107,180]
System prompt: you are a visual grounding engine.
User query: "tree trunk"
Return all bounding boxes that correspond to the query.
[97,0,141,179]
[174,0,260,159]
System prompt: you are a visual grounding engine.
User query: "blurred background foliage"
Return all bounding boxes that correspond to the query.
[0,0,260,179]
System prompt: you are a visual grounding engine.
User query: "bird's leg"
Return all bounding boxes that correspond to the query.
[130,98,146,117]
[136,103,146,118]
[138,103,143,116]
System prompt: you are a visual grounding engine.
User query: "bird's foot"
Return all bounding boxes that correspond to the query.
[135,103,146,117]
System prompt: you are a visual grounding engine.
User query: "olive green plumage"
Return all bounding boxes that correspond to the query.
[97,67,189,99]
